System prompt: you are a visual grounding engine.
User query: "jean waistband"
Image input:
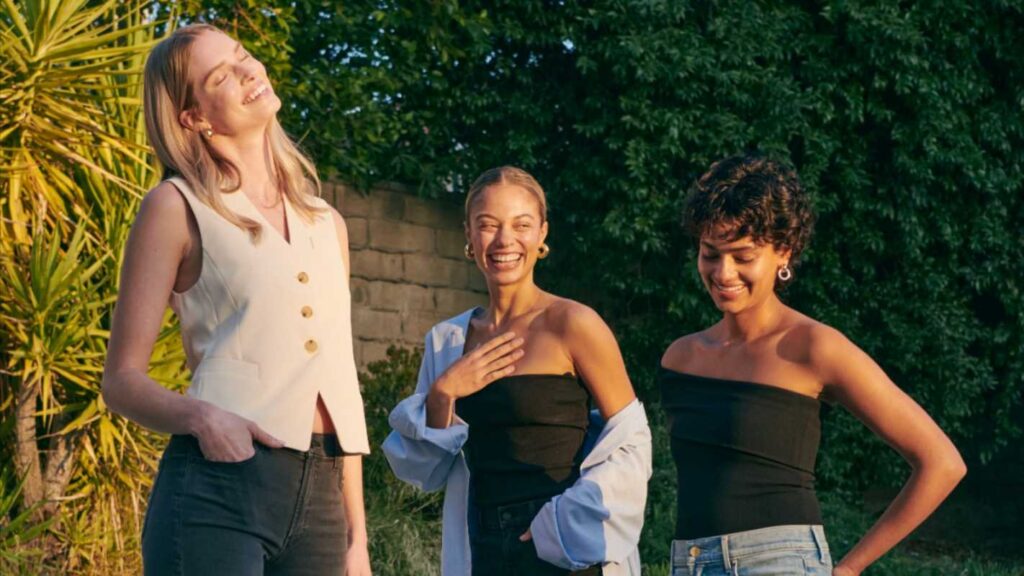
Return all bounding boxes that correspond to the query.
[308,433,345,457]
[166,433,345,459]
[671,524,829,569]
[474,495,551,532]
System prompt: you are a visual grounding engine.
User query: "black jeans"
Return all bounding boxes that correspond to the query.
[142,434,347,575]
[469,496,603,576]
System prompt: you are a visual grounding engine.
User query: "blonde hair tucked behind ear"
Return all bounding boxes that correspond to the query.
[143,24,323,242]
[465,166,548,222]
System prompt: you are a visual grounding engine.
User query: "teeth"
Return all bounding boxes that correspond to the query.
[716,284,744,292]
[243,84,268,104]
[490,254,521,263]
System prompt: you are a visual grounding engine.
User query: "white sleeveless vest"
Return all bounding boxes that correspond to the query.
[167,177,369,453]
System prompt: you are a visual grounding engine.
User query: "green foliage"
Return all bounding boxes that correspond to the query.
[204,0,1023,493]
[0,463,53,575]
[2,0,1021,572]
[1,1,183,572]
[359,347,442,576]
[818,491,1023,575]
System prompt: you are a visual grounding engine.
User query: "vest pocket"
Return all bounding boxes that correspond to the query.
[188,357,262,414]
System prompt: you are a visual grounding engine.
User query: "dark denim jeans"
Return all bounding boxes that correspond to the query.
[469,496,602,576]
[142,434,347,576]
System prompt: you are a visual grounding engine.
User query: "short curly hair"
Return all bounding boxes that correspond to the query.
[682,153,815,281]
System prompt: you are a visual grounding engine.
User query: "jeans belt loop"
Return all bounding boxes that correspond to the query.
[720,534,732,572]
[811,525,827,563]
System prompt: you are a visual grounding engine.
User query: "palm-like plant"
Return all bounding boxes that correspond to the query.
[1,1,185,571]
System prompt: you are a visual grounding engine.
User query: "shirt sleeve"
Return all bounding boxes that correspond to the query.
[529,399,653,571]
[382,331,470,493]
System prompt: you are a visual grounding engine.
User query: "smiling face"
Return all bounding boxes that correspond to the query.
[183,30,280,137]
[698,225,791,314]
[466,183,549,288]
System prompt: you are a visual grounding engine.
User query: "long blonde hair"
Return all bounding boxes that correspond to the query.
[143,24,323,241]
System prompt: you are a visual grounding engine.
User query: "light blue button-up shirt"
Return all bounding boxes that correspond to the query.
[382,308,652,576]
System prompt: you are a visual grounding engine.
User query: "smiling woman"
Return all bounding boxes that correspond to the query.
[141,24,322,242]
[101,24,372,576]
[659,154,966,576]
[383,166,653,576]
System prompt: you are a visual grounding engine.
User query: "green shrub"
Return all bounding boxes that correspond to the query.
[201,0,1022,494]
[360,346,443,576]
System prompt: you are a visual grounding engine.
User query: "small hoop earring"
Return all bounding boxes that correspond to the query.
[464,243,475,259]
[777,265,792,282]
[538,244,550,259]
[202,128,214,139]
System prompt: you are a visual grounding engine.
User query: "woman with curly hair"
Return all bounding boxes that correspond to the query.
[660,153,966,575]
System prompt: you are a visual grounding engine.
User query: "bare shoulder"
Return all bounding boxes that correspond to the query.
[327,204,348,231]
[325,205,351,249]
[660,332,706,372]
[544,296,635,412]
[545,296,606,334]
[802,320,855,362]
[785,317,868,389]
[543,296,618,348]
[134,181,191,247]
[140,180,188,219]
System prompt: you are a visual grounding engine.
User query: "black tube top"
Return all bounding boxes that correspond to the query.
[456,374,590,507]
[659,366,823,539]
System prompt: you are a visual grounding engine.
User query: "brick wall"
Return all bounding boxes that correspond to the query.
[322,180,488,367]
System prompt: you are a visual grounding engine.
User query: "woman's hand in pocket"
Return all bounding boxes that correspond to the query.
[191,401,284,462]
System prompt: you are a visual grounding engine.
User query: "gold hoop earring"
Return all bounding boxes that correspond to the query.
[538,244,550,259]
[464,243,475,259]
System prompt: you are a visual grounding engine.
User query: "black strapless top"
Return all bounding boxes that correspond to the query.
[456,374,591,507]
[659,366,823,539]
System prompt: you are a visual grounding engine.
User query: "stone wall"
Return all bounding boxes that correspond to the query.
[322,180,488,367]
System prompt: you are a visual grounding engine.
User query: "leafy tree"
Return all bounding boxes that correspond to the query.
[187,0,1023,493]
[1,1,184,571]
[3,1,1021,572]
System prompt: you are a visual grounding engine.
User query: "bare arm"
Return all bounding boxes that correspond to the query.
[102,183,207,434]
[329,207,353,280]
[342,454,371,575]
[102,183,282,462]
[330,208,372,573]
[815,326,966,576]
[563,304,636,419]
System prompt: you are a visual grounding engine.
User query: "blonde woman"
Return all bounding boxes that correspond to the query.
[384,167,653,576]
[102,25,371,575]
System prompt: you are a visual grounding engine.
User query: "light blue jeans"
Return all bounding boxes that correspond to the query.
[670,525,833,576]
